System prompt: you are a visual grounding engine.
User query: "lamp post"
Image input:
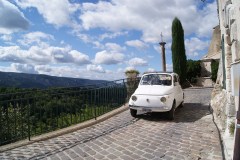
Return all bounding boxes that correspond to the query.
[159,33,166,72]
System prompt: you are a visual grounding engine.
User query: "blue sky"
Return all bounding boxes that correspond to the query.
[0,0,218,80]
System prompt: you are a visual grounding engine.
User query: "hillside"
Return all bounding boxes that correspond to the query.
[0,71,107,89]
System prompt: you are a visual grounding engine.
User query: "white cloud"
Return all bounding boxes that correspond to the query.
[35,65,52,73]
[52,48,90,65]
[35,65,123,80]
[75,34,127,51]
[75,33,104,49]
[125,40,148,49]
[154,36,209,59]
[11,63,38,74]
[153,45,162,54]
[0,65,15,72]
[0,46,27,63]
[35,65,84,78]
[87,64,105,73]
[69,50,91,65]
[27,46,52,63]
[196,2,218,37]
[99,31,128,41]
[166,63,173,71]
[16,0,79,27]
[147,68,156,72]
[105,43,125,52]
[128,57,148,67]
[0,0,29,34]
[80,0,218,43]
[0,63,126,80]
[0,45,90,65]
[75,33,91,43]
[185,37,209,57]
[18,31,54,46]
[125,66,135,72]
[94,50,124,65]
[0,34,12,41]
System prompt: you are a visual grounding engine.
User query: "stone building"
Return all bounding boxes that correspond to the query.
[197,26,221,87]
[211,0,240,159]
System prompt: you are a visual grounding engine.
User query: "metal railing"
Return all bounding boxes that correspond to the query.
[0,78,140,146]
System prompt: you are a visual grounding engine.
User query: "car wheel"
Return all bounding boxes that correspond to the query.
[130,109,137,117]
[168,101,176,120]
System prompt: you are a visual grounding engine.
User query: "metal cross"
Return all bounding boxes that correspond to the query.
[160,32,164,42]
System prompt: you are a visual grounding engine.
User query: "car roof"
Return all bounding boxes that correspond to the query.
[142,71,178,76]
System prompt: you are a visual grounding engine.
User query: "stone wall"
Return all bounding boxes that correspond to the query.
[196,77,213,87]
[212,0,240,159]
[215,0,239,131]
[211,56,227,130]
[205,25,221,58]
[211,85,227,129]
[201,60,212,77]
[199,26,221,87]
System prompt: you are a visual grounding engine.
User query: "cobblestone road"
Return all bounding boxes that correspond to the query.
[0,88,223,160]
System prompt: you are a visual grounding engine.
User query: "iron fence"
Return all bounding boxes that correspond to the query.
[0,78,140,146]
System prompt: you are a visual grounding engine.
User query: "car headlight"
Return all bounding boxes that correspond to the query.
[131,95,137,101]
[160,97,166,103]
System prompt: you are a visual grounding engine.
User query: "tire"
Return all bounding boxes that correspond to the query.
[168,101,176,120]
[130,109,137,117]
[179,102,184,108]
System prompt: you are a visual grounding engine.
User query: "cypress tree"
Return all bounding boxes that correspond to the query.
[171,17,187,85]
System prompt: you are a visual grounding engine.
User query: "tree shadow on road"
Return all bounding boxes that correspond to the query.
[137,103,211,123]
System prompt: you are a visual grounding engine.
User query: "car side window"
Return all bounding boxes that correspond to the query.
[174,75,179,86]
[174,75,178,83]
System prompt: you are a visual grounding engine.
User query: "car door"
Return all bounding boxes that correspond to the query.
[173,75,183,106]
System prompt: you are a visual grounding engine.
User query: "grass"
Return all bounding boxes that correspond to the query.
[229,121,235,135]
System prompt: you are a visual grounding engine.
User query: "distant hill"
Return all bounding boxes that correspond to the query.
[0,71,107,89]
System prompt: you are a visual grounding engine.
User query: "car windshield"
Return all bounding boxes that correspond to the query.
[140,74,172,86]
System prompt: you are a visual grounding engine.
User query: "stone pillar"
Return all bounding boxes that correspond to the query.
[159,42,166,72]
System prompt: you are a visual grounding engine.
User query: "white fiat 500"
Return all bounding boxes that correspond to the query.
[128,72,184,120]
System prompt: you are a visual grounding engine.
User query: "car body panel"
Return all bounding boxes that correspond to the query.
[134,85,173,96]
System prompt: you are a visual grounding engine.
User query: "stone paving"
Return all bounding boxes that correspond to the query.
[0,88,223,160]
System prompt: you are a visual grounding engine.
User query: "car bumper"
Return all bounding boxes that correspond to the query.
[129,104,171,112]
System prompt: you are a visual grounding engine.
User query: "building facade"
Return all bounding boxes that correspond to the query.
[211,0,240,159]
[198,26,221,87]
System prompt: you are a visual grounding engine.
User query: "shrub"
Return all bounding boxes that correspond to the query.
[211,60,219,82]
[125,70,140,78]
[229,121,235,136]
[186,59,201,83]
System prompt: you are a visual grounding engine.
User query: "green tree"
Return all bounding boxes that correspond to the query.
[186,59,201,83]
[171,17,187,85]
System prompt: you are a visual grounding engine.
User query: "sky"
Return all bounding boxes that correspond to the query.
[0,0,218,80]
